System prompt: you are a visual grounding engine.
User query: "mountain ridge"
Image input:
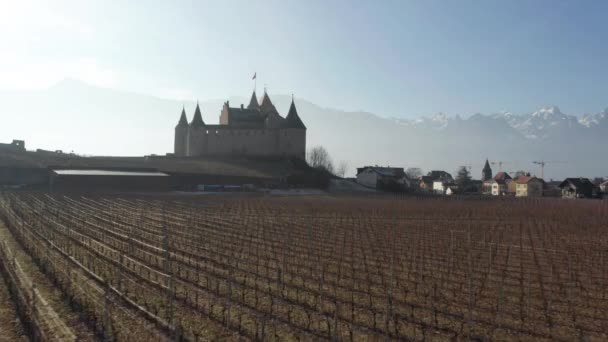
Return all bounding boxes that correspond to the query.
[0,80,606,179]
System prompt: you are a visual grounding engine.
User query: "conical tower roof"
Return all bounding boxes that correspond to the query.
[176,106,189,128]
[259,91,278,114]
[483,159,491,171]
[247,90,259,110]
[284,98,306,129]
[190,103,205,127]
[481,158,492,181]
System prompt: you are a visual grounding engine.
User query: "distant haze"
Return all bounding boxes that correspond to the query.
[1,1,608,117]
[1,1,607,179]
[0,80,606,180]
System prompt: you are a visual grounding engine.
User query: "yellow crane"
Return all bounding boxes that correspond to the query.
[490,161,513,172]
[532,161,567,180]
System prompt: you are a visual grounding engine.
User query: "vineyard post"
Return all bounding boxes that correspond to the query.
[161,206,175,332]
[467,228,473,338]
[602,251,606,299]
[449,230,454,272]
[31,283,37,321]
[104,280,111,342]
[118,252,124,292]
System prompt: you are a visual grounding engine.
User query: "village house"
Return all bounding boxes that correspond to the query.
[419,176,434,191]
[419,171,453,193]
[356,166,408,191]
[490,171,512,196]
[515,176,544,197]
[417,170,453,194]
[543,180,563,197]
[559,178,595,199]
[601,181,608,193]
[433,179,455,195]
[446,185,459,196]
[428,170,454,182]
[506,177,518,196]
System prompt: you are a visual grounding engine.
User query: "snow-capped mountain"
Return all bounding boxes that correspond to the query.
[580,108,608,127]
[402,105,603,140]
[508,106,580,139]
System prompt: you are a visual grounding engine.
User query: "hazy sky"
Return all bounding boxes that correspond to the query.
[1,0,607,118]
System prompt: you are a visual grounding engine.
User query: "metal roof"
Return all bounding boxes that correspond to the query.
[52,169,169,177]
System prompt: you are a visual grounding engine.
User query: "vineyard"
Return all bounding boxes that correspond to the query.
[0,192,607,341]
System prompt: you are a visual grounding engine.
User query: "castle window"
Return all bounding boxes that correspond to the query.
[215,130,219,134]
[205,130,209,134]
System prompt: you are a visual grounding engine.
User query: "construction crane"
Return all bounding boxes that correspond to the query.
[490,161,512,172]
[532,161,567,180]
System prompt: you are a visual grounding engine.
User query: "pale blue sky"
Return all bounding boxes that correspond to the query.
[1,0,607,118]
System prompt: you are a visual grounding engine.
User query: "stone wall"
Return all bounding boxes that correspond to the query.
[174,127,188,156]
[278,128,306,159]
[184,127,305,158]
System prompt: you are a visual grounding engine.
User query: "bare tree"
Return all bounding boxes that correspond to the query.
[307,146,334,173]
[335,161,349,178]
[405,167,423,180]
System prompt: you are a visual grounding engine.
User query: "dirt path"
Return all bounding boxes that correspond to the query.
[0,222,97,341]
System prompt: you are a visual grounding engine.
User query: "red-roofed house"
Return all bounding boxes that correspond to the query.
[490,172,512,196]
[515,176,543,197]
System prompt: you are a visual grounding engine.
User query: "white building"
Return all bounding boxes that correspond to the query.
[356,166,408,190]
[433,180,452,194]
[446,186,459,196]
[601,181,608,193]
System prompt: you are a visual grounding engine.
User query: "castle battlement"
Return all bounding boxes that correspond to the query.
[174,91,306,159]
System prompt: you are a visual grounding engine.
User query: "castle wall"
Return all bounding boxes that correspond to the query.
[185,127,305,158]
[278,128,306,159]
[187,127,206,156]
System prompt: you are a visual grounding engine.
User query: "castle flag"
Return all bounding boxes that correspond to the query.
[252,72,256,80]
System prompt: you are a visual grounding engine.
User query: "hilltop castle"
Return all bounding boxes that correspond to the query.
[174,90,306,159]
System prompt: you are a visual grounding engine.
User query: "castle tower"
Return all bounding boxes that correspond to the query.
[260,91,283,128]
[284,97,306,129]
[247,90,259,110]
[482,159,493,181]
[279,97,307,159]
[174,106,189,156]
[187,103,206,156]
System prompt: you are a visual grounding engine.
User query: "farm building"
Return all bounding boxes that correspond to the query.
[356,166,408,190]
[49,169,172,193]
[559,178,595,199]
[0,167,48,187]
[515,176,543,197]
